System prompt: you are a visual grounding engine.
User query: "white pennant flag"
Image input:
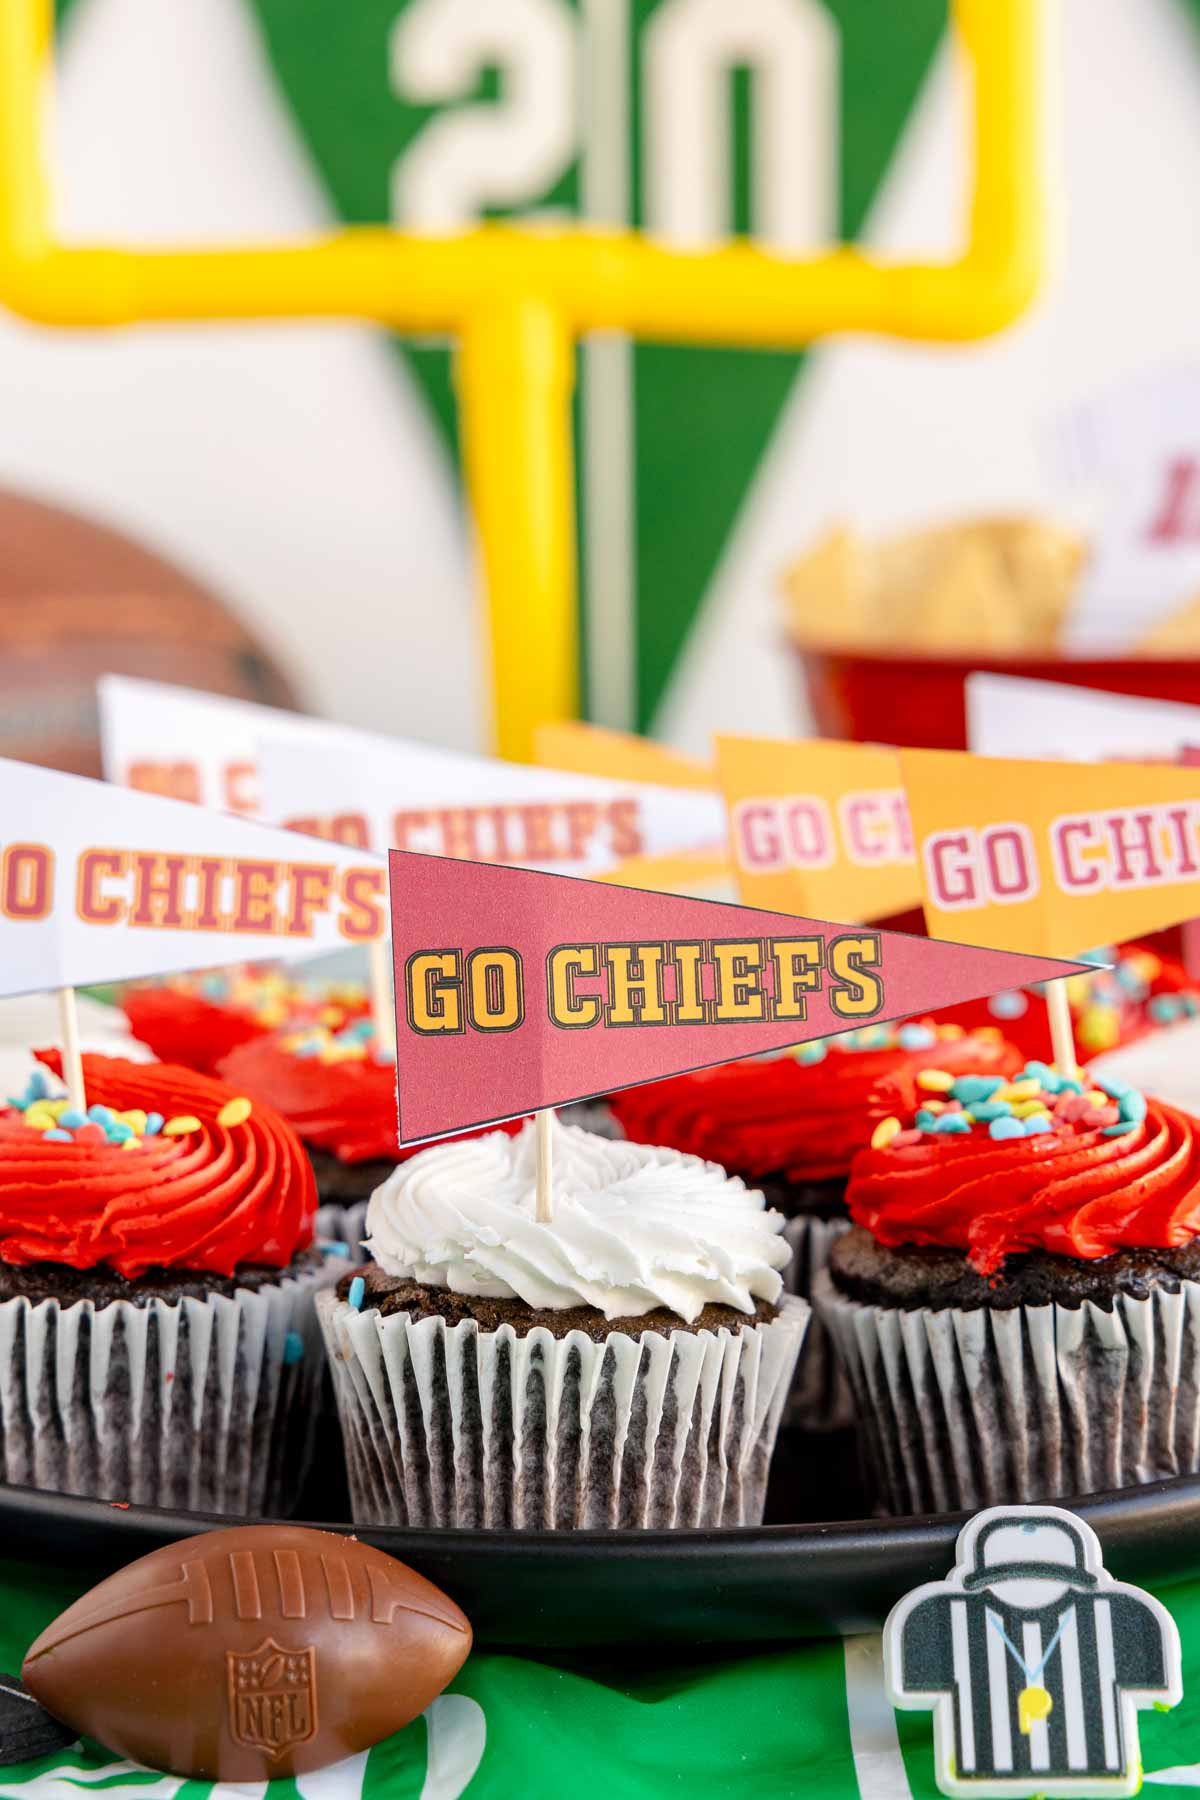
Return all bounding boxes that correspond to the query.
[0,758,387,998]
[257,733,725,878]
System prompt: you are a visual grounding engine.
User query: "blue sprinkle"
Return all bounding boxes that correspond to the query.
[1094,1075,1131,1100]
[796,1041,827,1065]
[107,1122,134,1142]
[1023,1114,1053,1136]
[27,1070,50,1100]
[897,1024,937,1051]
[348,1276,365,1312]
[933,1113,971,1135]
[988,990,1028,1020]
[1149,995,1183,1023]
[951,1075,1004,1105]
[1057,1079,1084,1096]
[283,1331,305,1365]
[915,1109,939,1130]
[1103,1120,1138,1137]
[1080,946,1116,967]
[201,974,229,998]
[5,1097,25,1111]
[970,1100,1013,1122]
[58,1108,86,1129]
[144,1112,164,1136]
[321,1240,352,1258]
[373,1047,396,1066]
[1185,997,1200,1018]
[1116,963,1148,997]
[989,1116,1026,1141]
[1118,1090,1148,1124]
[42,1128,71,1142]
[87,1105,114,1125]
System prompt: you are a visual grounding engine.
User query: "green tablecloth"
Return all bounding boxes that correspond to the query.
[0,1557,1197,1799]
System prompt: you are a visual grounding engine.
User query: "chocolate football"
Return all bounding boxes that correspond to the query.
[22,1524,472,1782]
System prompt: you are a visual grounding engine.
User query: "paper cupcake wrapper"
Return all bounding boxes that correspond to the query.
[318,1290,808,1530]
[315,1201,370,1263]
[813,1268,1200,1514]
[781,1213,853,1431]
[0,1259,338,1516]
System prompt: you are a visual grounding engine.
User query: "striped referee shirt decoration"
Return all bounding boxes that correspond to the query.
[884,1505,1182,1798]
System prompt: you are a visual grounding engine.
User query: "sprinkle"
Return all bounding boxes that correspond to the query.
[118,1110,148,1133]
[45,1100,69,1118]
[916,1069,955,1093]
[998,1078,1041,1102]
[27,1070,49,1100]
[217,1096,253,1128]
[87,1105,114,1126]
[1082,1106,1119,1129]
[74,1123,106,1146]
[347,1277,365,1312]
[989,1116,1026,1141]
[871,1116,902,1150]
[988,990,1028,1019]
[1022,1114,1053,1136]
[23,1106,56,1132]
[915,1109,939,1130]
[1150,995,1183,1023]
[58,1108,86,1130]
[162,1115,202,1137]
[320,1240,352,1258]
[970,1100,1013,1122]
[950,1075,1004,1105]
[1011,1098,1052,1120]
[42,1128,71,1142]
[1056,1094,1093,1124]
[1103,1120,1138,1137]
[796,1042,827,1065]
[1118,1090,1148,1124]
[891,1129,925,1147]
[1093,1074,1130,1100]
[897,1024,937,1051]
[144,1113,164,1137]
[936,1023,966,1040]
[120,1136,142,1151]
[283,1331,305,1365]
[107,1122,134,1142]
[933,1113,971,1135]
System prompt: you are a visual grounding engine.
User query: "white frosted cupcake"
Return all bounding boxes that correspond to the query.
[317,1117,808,1531]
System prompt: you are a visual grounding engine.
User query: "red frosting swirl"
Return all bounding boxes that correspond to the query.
[217,1037,524,1165]
[610,1025,1020,1184]
[848,1095,1200,1275]
[0,1053,316,1278]
[123,987,268,1076]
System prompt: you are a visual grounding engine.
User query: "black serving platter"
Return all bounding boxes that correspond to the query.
[3,1429,1199,1650]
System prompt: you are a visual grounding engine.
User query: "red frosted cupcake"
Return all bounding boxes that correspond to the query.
[121,968,370,1076]
[0,1053,334,1514]
[610,1019,1019,1426]
[818,1059,1200,1512]
[940,942,1200,1063]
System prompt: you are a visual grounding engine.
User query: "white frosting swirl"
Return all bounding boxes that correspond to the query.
[364,1118,789,1323]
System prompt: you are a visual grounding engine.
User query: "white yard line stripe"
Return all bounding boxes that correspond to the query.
[844,1632,915,1800]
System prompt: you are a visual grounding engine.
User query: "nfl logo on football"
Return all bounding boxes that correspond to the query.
[226,1640,317,1757]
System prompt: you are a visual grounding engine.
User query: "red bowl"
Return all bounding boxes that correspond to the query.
[795,644,1200,749]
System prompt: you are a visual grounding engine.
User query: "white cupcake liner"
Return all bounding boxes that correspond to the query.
[318,1289,808,1530]
[781,1213,853,1431]
[315,1201,370,1263]
[813,1267,1200,1515]
[0,1258,338,1516]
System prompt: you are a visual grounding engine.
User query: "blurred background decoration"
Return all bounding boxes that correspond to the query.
[0,0,1198,760]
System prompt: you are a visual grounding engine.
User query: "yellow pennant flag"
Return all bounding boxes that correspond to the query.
[715,736,922,924]
[533,721,714,790]
[902,747,1200,953]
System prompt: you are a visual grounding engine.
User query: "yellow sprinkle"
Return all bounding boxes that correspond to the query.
[1078,1009,1118,1051]
[999,1078,1040,1101]
[916,1069,955,1093]
[162,1115,202,1137]
[217,1096,253,1128]
[120,1136,142,1151]
[871,1116,902,1149]
[118,1110,148,1133]
[256,1002,287,1029]
[23,1106,55,1131]
[922,1099,947,1114]
[45,1099,69,1118]
[1085,1091,1108,1107]
[975,1026,1004,1042]
[1011,1099,1048,1119]
[936,1023,966,1040]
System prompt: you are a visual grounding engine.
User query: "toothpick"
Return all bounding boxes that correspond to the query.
[57,986,85,1113]
[367,936,396,1056]
[535,1108,554,1223]
[1046,977,1079,1084]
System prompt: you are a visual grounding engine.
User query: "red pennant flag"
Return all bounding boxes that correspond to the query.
[388,852,1089,1145]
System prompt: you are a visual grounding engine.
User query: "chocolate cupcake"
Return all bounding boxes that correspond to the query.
[611,1020,1019,1427]
[318,1118,807,1530]
[0,1052,336,1514]
[816,1060,1200,1513]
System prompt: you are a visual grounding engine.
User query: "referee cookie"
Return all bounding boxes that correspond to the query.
[884,1504,1182,1797]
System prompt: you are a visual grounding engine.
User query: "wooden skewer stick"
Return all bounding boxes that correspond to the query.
[57,986,86,1113]
[535,1108,554,1223]
[368,936,397,1056]
[1046,977,1080,1084]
